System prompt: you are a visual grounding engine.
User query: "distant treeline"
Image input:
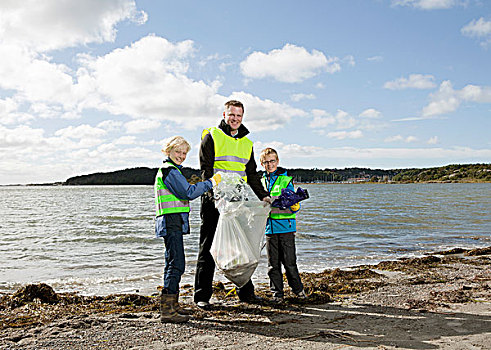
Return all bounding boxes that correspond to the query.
[63,163,491,185]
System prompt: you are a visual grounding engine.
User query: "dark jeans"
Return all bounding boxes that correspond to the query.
[163,230,185,294]
[266,233,303,298]
[194,196,255,302]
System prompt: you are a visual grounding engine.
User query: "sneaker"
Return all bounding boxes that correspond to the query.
[196,301,211,310]
[296,290,308,299]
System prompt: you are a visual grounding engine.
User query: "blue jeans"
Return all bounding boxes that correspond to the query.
[163,230,185,294]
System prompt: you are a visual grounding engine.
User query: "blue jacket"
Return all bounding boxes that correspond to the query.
[262,167,299,235]
[155,159,213,238]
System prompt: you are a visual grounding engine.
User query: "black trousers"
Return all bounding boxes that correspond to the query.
[266,233,304,297]
[193,195,255,302]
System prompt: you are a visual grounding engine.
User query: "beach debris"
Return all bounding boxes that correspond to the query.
[375,255,441,271]
[9,283,59,308]
[466,247,491,256]
[114,294,152,306]
[433,248,467,255]
[271,187,309,210]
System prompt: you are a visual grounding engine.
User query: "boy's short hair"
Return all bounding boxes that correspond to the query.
[162,136,191,156]
[224,100,244,114]
[260,147,278,163]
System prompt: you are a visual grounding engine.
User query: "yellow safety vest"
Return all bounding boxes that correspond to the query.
[262,175,296,220]
[202,126,253,181]
[154,163,190,217]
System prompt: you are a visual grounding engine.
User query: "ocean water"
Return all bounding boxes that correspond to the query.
[0,183,489,296]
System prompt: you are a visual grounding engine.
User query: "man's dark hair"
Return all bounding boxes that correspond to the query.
[224,100,244,114]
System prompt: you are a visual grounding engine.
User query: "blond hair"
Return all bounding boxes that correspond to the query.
[260,147,278,163]
[162,136,191,156]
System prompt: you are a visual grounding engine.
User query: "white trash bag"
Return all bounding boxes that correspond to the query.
[210,173,270,287]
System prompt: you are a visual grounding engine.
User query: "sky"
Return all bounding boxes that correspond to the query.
[0,0,490,185]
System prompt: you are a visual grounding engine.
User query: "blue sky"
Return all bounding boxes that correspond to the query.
[0,0,490,184]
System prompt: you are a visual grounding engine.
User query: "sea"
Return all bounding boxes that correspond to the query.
[1,183,490,296]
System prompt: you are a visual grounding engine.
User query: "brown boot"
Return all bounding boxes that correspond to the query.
[174,294,193,315]
[160,293,189,323]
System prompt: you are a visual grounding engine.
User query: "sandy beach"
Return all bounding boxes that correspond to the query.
[1,247,489,349]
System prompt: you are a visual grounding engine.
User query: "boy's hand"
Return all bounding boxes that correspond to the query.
[210,173,222,187]
[290,202,300,212]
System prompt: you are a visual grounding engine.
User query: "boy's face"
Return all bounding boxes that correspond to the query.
[261,154,278,174]
[169,145,188,165]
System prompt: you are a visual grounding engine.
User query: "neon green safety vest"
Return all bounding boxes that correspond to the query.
[262,175,297,220]
[154,162,190,217]
[202,126,253,181]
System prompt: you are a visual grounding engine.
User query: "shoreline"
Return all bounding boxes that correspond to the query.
[1,246,490,349]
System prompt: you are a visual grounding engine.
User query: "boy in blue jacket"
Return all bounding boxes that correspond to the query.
[260,147,306,302]
[154,136,221,323]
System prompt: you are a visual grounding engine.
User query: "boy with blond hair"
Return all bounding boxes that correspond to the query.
[154,136,221,322]
[260,147,306,302]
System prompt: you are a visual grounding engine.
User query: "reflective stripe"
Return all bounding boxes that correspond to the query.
[154,164,190,216]
[156,188,173,196]
[271,207,294,215]
[214,155,249,164]
[213,168,247,177]
[157,200,189,210]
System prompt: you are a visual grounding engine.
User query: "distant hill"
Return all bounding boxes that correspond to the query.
[64,167,200,185]
[63,163,491,185]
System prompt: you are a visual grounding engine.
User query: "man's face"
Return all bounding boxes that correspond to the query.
[261,154,278,174]
[223,105,243,133]
[169,145,188,166]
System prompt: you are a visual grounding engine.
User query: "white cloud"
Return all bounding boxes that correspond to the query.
[114,136,137,145]
[124,119,161,134]
[254,141,325,159]
[0,124,46,148]
[391,0,462,10]
[309,109,356,130]
[428,136,439,144]
[290,93,316,102]
[310,108,387,133]
[367,56,383,62]
[422,81,491,117]
[461,17,491,47]
[0,44,79,109]
[359,108,382,119]
[76,35,223,129]
[343,55,356,67]
[253,141,491,166]
[98,120,123,131]
[240,44,339,83]
[54,124,106,140]
[384,74,436,90]
[327,130,363,140]
[385,135,404,142]
[0,0,146,51]
[228,91,307,131]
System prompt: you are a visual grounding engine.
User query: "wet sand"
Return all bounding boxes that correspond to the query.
[1,247,489,349]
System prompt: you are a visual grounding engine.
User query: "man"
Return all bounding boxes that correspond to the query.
[194,100,271,309]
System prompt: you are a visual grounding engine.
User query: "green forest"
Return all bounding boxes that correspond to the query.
[62,163,491,185]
